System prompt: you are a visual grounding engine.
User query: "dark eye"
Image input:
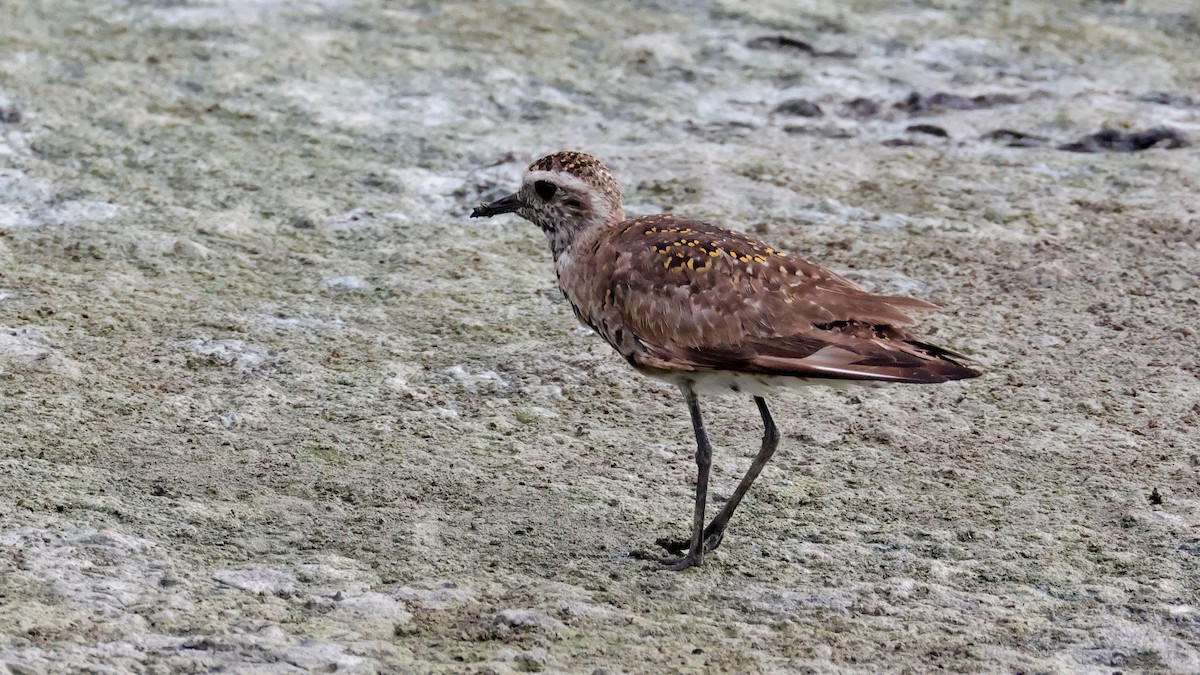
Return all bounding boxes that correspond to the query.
[534,180,557,201]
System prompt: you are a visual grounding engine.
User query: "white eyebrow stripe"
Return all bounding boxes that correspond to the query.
[524,170,591,193]
[523,170,613,225]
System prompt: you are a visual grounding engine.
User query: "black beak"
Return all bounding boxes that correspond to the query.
[470,192,524,218]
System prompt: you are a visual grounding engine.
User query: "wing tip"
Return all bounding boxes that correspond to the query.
[747,338,984,384]
[917,359,982,383]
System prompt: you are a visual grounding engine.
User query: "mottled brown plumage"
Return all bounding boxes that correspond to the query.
[471,151,979,570]
[573,214,976,387]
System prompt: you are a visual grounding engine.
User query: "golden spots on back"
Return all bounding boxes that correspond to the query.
[621,214,808,281]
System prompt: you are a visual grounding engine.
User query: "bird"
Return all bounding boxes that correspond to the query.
[471,151,979,570]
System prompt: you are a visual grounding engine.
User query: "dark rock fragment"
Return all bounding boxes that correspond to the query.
[983,129,1048,147]
[747,35,816,54]
[906,124,949,138]
[1058,127,1188,153]
[746,36,853,58]
[1138,91,1195,107]
[841,98,880,119]
[772,99,823,117]
[897,91,1019,114]
[782,125,854,139]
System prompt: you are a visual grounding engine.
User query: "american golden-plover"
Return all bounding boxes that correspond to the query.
[472,151,979,570]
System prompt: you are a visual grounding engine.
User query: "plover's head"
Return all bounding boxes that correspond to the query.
[471,151,624,254]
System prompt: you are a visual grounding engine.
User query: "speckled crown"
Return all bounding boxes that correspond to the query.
[527,151,623,204]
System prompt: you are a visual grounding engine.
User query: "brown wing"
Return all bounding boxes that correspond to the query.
[595,215,978,383]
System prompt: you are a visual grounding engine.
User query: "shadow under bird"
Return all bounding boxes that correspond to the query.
[471,151,979,570]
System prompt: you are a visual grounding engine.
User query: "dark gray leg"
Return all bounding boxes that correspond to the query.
[658,388,712,571]
[660,396,780,556]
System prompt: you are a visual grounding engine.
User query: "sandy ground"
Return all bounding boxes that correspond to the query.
[1,0,1199,672]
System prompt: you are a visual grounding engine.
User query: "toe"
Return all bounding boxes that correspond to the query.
[659,552,703,571]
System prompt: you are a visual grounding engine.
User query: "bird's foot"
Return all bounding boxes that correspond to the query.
[656,528,724,556]
[657,551,704,571]
[629,546,708,570]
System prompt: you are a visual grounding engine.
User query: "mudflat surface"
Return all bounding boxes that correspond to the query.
[1,1,1198,672]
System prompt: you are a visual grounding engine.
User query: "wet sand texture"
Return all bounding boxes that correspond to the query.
[1,1,1198,672]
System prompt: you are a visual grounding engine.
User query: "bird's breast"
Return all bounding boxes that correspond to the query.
[554,248,645,362]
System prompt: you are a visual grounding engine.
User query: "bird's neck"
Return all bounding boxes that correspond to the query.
[546,228,577,264]
[547,211,620,265]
